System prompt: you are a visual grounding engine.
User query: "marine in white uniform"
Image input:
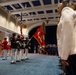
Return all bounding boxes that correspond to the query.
[57,0,76,75]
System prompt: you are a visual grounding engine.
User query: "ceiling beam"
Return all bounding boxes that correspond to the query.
[22,19,58,25]
[40,0,44,6]
[0,0,36,6]
[10,5,58,14]
[18,13,59,19]
[19,3,25,9]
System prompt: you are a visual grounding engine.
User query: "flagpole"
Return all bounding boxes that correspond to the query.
[42,22,46,51]
[26,35,34,45]
[20,12,23,38]
[28,35,33,42]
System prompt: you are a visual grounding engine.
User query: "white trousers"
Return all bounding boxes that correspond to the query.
[11,49,16,62]
[20,49,25,60]
[24,48,28,58]
[15,49,20,61]
[3,49,7,59]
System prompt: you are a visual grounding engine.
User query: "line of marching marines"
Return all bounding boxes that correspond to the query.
[0,33,30,64]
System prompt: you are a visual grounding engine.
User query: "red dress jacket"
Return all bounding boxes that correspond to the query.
[2,40,8,50]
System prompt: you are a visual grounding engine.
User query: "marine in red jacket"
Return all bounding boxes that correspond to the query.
[2,38,8,60]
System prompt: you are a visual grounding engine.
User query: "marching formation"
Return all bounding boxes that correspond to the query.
[0,33,29,64]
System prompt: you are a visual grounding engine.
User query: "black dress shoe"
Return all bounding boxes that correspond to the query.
[21,59,25,61]
[10,62,16,64]
[60,73,66,75]
[2,58,7,60]
[25,58,29,60]
[58,64,62,66]
[16,60,20,62]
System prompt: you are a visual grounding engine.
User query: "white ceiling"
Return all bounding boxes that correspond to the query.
[0,0,62,26]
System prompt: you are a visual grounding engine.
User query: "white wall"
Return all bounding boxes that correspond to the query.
[0,6,21,34]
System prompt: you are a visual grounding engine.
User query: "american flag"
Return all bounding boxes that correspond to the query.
[20,21,22,35]
[20,12,22,35]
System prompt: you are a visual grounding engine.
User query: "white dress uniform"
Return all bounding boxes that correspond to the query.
[57,7,76,75]
[57,7,76,60]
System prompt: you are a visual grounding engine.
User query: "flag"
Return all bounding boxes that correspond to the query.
[20,21,22,35]
[33,25,45,50]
